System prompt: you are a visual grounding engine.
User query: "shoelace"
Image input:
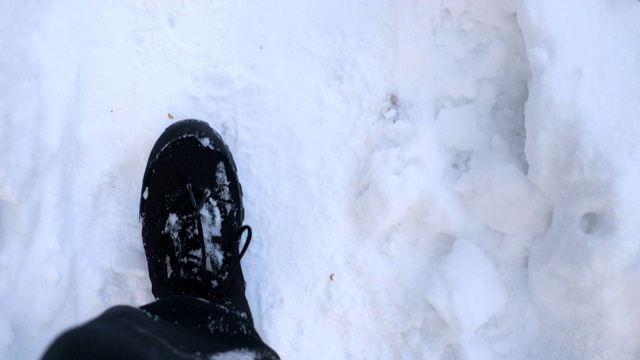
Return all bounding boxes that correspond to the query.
[180,183,252,295]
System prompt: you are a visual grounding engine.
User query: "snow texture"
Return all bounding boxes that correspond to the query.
[1,0,640,359]
[429,240,507,343]
[209,349,258,360]
[201,199,223,238]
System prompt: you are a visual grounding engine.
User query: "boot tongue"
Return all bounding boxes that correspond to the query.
[163,211,205,282]
[162,187,232,296]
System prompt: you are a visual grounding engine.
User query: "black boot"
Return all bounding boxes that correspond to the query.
[139,119,253,322]
[43,120,279,359]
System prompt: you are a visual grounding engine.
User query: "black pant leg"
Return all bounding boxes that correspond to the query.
[42,296,279,360]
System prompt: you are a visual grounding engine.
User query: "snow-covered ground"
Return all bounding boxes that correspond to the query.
[1,0,640,359]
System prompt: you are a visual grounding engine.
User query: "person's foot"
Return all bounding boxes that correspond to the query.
[140,119,253,321]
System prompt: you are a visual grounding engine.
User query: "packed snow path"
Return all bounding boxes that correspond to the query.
[1,1,640,359]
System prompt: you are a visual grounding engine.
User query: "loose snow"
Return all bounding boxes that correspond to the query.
[201,199,223,239]
[1,1,640,359]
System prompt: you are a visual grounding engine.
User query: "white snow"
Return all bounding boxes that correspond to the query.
[454,161,552,238]
[200,199,223,238]
[200,137,211,148]
[428,239,508,345]
[1,0,640,359]
[164,212,182,248]
[209,349,257,360]
[214,161,232,202]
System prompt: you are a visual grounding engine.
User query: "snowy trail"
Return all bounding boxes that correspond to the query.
[519,2,640,358]
[1,1,640,359]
